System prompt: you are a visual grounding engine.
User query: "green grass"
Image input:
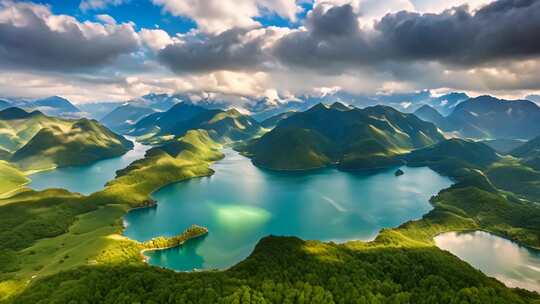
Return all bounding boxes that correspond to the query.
[487,158,540,202]
[0,161,29,197]
[0,129,223,301]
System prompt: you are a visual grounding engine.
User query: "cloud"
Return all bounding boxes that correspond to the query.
[0,1,139,71]
[151,0,302,33]
[274,0,540,70]
[79,0,128,12]
[140,28,174,50]
[158,27,288,73]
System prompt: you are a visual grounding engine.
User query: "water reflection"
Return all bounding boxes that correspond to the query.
[29,138,150,195]
[435,231,540,292]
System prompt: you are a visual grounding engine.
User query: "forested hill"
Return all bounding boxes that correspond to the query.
[242,103,444,170]
[0,107,133,170]
[129,102,263,143]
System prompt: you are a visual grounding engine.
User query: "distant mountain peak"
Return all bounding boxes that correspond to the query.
[329,102,350,111]
[0,107,41,120]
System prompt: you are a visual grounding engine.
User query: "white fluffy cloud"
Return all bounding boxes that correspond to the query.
[152,0,302,33]
[140,28,174,51]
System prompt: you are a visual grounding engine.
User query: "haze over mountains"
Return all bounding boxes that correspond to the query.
[414,96,540,140]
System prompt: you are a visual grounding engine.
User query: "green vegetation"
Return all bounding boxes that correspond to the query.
[1,117,540,302]
[143,224,208,250]
[404,138,500,176]
[419,95,540,140]
[103,129,223,204]
[0,129,222,301]
[260,111,296,129]
[0,161,28,197]
[131,102,263,143]
[487,158,540,202]
[0,107,133,171]
[242,103,444,170]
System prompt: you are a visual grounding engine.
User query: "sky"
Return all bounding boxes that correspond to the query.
[0,0,539,105]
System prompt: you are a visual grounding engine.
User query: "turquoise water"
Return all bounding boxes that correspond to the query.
[28,139,150,195]
[435,231,540,292]
[124,149,453,271]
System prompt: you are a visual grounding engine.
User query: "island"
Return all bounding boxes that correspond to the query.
[142,224,208,252]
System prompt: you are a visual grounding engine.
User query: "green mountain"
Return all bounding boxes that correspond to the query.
[404,138,500,192]
[11,118,133,171]
[446,95,540,139]
[0,107,132,171]
[510,135,540,170]
[260,111,296,129]
[413,104,450,130]
[0,107,69,152]
[100,104,156,133]
[131,102,263,142]
[0,160,29,196]
[243,103,445,170]
[405,138,500,169]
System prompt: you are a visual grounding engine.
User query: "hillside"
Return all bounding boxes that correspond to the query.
[0,99,10,111]
[260,111,296,129]
[413,104,450,129]
[11,118,133,171]
[0,107,69,152]
[405,138,500,169]
[130,102,263,142]
[511,135,540,159]
[445,95,540,139]
[0,161,29,196]
[242,103,445,170]
[100,104,156,133]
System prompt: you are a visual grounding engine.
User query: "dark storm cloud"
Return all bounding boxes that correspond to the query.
[274,0,540,70]
[0,3,139,71]
[158,28,270,73]
[306,4,359,37]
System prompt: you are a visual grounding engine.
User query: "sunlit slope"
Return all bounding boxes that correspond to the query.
[0,107,133,171]
[0,161,29,197]
[130,103,263,143]
[243,103,445,170]
[1,129,540,302]
[0,107,71,152]
[10,118,133,171]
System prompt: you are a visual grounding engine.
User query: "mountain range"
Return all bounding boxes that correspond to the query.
[414,95,540,140]
[0,96,83,119]
[242,102,444,170]
[129,102,263,143]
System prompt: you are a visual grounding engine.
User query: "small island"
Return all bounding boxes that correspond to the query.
[142,224,208,251]
[394,169,404,177]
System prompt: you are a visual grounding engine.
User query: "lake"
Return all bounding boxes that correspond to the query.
[435,231,540,292]
[124,149,453,271]
[28,139,151,195]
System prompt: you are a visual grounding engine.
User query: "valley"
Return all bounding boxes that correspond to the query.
[0,97,540,303]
